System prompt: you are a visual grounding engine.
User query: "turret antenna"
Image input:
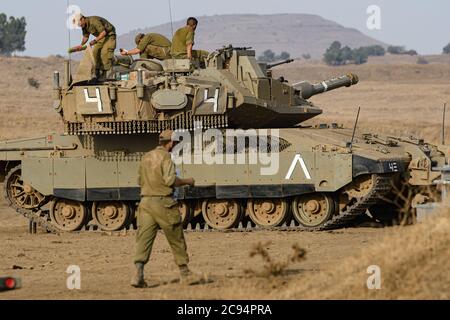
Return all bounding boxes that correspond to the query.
[348,106,361,153]
[66,0,72,68]
[442,102,447,146]
[168,0,176,79]
[168,0,175,38]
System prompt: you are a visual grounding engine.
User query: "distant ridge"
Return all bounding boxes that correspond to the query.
[117,13,387,59]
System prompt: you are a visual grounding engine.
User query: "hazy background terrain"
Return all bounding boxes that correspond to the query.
[118,14,386,59]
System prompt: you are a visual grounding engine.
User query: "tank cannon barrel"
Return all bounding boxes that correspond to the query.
[266,59,294,69]
[294,73,359,99]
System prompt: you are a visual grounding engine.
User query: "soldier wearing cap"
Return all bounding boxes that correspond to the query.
[120,33,172,60]
[69,13,117,79]
[171,17,209,64]
[131,130,195,288]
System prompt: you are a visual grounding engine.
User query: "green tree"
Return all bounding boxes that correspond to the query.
[405,49,418,56]
[363,45,385,56]
[351,47,369,65]
[323,41,343,65]
[323,42,374,66]
[340,45,353,62]
[258,49,276,62]
[443,43,450,54]
[387,45,405,54]
[0,13,27,56]
[276,51,290,60]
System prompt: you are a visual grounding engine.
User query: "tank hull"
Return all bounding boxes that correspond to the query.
[2,127,446,232]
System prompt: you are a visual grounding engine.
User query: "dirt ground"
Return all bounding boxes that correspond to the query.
[1,54,450,300]
[1,200,448,300]
[0,200,394,300]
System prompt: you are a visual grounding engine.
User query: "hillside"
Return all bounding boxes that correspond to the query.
[117,13,387,58]
[0,56,65,140]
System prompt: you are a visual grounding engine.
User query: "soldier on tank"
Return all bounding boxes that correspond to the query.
[70,13,117,80]
[171,17,209,65]
[131,130,197,288]
[120,33,172,60]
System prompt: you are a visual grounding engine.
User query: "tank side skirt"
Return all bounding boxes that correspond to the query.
[51,184,316,202]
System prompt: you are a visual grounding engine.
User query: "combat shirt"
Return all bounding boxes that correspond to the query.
[170,26,195,58]
[82,16,116,38]
[139,146,176,197]
[137,33,171,51]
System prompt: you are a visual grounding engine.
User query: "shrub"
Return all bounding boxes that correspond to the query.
[443,43,450,54]
[302,53,311,60]
[27,77,40,89]
[416,56,429,65]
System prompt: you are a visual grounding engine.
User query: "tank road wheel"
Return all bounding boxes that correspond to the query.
[292,193,335,228]
[202,199,243,230]
[3,165,47,211]
[92,201,130,231]
[50,198,88,232]
[247,198,290,228]
[178,201,193,228]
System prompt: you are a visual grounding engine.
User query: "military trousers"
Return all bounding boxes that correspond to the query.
[92,35,116,71]
[134,196,189,266]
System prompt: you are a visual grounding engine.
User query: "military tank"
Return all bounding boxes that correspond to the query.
[1,45,448,233]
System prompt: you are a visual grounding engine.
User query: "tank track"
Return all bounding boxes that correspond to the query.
[15,207,61,235]
[11,174,392,235]
[2,165,61,235]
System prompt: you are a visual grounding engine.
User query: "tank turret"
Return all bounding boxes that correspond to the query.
[56,46,359,135]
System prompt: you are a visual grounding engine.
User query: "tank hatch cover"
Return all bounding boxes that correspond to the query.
[151,89,188,110]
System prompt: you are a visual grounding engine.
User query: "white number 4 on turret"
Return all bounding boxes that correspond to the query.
[84,87,103,112]
[204,88,219,112]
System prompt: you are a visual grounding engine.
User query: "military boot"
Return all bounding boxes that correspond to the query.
[179,265,204,285]
[130,262,147,288]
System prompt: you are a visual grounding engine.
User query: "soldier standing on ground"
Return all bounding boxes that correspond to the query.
[131,130,196,288]
[120,33,172,60]
[171,17,209,64]
[70,13,117,79]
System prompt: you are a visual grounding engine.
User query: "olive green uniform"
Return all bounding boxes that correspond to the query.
[137,33,171,60]
[82,16,116,72]
[170,26,209,62]
[134,146,189,266]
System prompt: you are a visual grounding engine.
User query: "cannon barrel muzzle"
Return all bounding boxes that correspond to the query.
[294,73,359,99]
[267,59,294,69]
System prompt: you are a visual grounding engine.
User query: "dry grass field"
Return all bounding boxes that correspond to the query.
[0,54,449,300]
